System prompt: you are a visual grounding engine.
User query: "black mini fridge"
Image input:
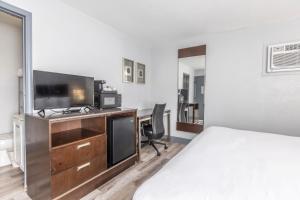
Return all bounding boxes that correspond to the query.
[107,116,135,167]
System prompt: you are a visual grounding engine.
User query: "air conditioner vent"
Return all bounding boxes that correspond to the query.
[273,52,300,67]
[267,41,300,73]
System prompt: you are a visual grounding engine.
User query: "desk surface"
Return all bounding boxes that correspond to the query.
[137,108,171,119]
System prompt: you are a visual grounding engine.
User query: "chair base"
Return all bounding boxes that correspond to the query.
[141,140,168,156]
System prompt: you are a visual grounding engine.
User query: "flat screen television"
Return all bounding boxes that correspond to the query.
[33,70,94,110]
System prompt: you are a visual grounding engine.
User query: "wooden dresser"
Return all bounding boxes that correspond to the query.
[25,108,139,200]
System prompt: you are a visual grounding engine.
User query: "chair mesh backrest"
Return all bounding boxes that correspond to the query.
[152,104,166,135]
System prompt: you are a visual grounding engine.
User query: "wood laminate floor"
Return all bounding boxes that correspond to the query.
[82,141,186,200]
[0,165,27,200]
[0,139,187,200]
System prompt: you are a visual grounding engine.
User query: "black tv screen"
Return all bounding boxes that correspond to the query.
[33,70,94,110]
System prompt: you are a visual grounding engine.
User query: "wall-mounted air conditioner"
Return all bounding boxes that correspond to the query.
[267,41,300,73]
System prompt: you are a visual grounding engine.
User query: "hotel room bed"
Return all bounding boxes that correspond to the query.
[133,126,300,200]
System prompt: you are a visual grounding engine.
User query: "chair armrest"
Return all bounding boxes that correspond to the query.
[142,124,152,129]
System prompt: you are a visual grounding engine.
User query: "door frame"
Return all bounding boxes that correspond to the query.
[0,1,33,114]
[0,0,32,189]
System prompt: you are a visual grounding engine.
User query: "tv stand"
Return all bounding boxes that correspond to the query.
[25,108,138,200]
[37,109,45,117]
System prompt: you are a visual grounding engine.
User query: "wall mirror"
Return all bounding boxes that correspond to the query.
[176,45,206,133]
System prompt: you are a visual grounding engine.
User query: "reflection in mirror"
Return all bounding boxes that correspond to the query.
[177,45,206,133]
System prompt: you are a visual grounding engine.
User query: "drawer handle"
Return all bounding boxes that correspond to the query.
[77,142,91,150]
[77,162,90,171]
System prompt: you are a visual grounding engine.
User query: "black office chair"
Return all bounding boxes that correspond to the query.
[141,104,168,156]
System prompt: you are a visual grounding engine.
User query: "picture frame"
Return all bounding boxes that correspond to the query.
[136,62,146,84]
[122,58,134,83]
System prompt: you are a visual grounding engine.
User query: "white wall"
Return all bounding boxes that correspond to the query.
[150,46,196,139]
[151,18,300,138]
[0,12,22,134]
[178,61,194,102]
[3,0,152,111]
[5,0,300,139]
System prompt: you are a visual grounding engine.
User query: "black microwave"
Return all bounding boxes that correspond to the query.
[94,93,122,109]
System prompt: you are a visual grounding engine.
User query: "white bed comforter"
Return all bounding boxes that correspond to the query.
[133,126,300,200]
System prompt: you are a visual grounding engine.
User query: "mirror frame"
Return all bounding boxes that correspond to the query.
[176,45,206,133]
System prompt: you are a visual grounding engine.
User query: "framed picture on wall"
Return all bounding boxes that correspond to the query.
[136,63,146,84]
[123,58,134,83]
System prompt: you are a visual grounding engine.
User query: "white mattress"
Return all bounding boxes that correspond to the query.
[133,126,300,200]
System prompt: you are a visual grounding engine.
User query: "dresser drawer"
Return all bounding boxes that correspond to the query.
[51,134,107,174]
[51,155,107,198]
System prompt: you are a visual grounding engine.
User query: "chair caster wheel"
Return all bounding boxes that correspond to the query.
[164,145,168,150]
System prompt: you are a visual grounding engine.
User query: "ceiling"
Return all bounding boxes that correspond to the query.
[179,56,206,70]
[61,0,300,43]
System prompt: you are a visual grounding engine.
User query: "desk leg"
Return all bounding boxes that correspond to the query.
[138,118,141,161]
[192,106,195,123]
[137,117,151,161]
[167,113,171,141]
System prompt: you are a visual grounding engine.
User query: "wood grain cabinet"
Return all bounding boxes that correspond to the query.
[26,109,139,200]
[51,134,107,174]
